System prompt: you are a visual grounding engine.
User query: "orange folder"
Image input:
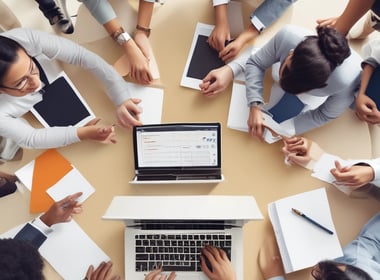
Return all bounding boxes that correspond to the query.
[30,149,73,213]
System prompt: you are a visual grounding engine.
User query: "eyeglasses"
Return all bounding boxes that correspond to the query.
[0,57,39,91]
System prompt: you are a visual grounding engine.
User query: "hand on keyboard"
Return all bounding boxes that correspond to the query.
[145,266,176,280]
[200,245,236,280]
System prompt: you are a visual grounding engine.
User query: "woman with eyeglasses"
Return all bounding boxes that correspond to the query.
[200,25,362,141]
[0,28,143,149]
[258,213,379,280]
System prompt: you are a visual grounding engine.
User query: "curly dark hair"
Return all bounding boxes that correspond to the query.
[0,238,44,280]
[280,26,351,94]
[312,261,373,280]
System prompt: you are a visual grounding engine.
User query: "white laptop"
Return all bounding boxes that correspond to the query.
[102,195,263,280]
[130,123,224,184]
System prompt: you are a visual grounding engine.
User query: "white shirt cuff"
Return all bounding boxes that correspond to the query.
[213,0,229,6]
[30,216,54,236]
[250,15,266,33]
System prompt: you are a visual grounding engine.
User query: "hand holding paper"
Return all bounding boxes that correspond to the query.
[330,160,375,189]
[40,192,83,227]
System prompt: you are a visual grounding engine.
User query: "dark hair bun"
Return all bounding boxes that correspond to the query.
[317,26,350,68]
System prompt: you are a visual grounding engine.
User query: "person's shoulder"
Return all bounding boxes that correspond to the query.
[273,25,312,49]
[277,24,314,39]
[362,38,380,59]
[1,27,26,37]
[0,27,40,43]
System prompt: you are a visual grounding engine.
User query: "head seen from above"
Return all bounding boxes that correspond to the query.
[311,261,373,280]
[279,26,350,94]
[0,36,41,97]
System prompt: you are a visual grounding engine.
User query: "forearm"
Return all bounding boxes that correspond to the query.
[293,92,355,134]
[14,217,52,249]
[245,55,267,105]
[335,0,375,35]
[357,64,375,98]
[226,47,252,77]
[214,4,228,26]
[6,28,130,105]
[137,0,154,29]
[0,118,79,149]
[234,24,259,47]
[358,158,380,183]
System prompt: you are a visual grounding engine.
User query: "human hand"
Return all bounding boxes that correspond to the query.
[316,17,338,29]
[116,98,143,128]
[208,22,231,52]
[219,24,259,62]
[258,233,284,280]
[145,267,176,280]
[200,245,236,280]
[124,39,152,84]
[355,94,380,124]
[85,261,121,280]
[218,39,244,63]
[199,66,233,97]
[40,192,83,227]
[78,118,116,144]
[282,137,312,167]
[247,106,264,141]
[330,160,374,189]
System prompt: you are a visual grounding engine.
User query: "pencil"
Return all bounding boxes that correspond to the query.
[292,208,334,235]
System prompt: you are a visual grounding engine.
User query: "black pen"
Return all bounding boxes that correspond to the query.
[292,208,334,235]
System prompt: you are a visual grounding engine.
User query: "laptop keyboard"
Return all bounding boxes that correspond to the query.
[135,233,232,272]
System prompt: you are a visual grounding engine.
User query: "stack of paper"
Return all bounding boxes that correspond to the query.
[15,149,95,213]
[125,82,164,124]
[268,188,343,273]
[311,154,361,195]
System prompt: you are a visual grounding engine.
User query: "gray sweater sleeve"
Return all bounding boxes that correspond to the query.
[5,28,131,106]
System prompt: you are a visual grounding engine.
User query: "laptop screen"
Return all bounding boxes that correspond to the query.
[133,123,221,170]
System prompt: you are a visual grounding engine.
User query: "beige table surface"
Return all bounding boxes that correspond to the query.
[1,0,380,279]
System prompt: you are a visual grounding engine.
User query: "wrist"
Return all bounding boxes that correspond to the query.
[77,127,90,141]
[250,101,264,109]
[111,27,131,46]
[39,213,54,228]
[242,24,259,41]
[135,24,151,37]
[214,4,228,25]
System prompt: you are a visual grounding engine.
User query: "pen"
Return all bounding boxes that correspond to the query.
[291,208,334,235]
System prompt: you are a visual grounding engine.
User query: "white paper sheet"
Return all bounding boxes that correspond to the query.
[312,153,349,184]
[46,167,95,204]
[15,159,34,191]
[126,82,164,124]
[268,188,343,273]
[0,220,109,279]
